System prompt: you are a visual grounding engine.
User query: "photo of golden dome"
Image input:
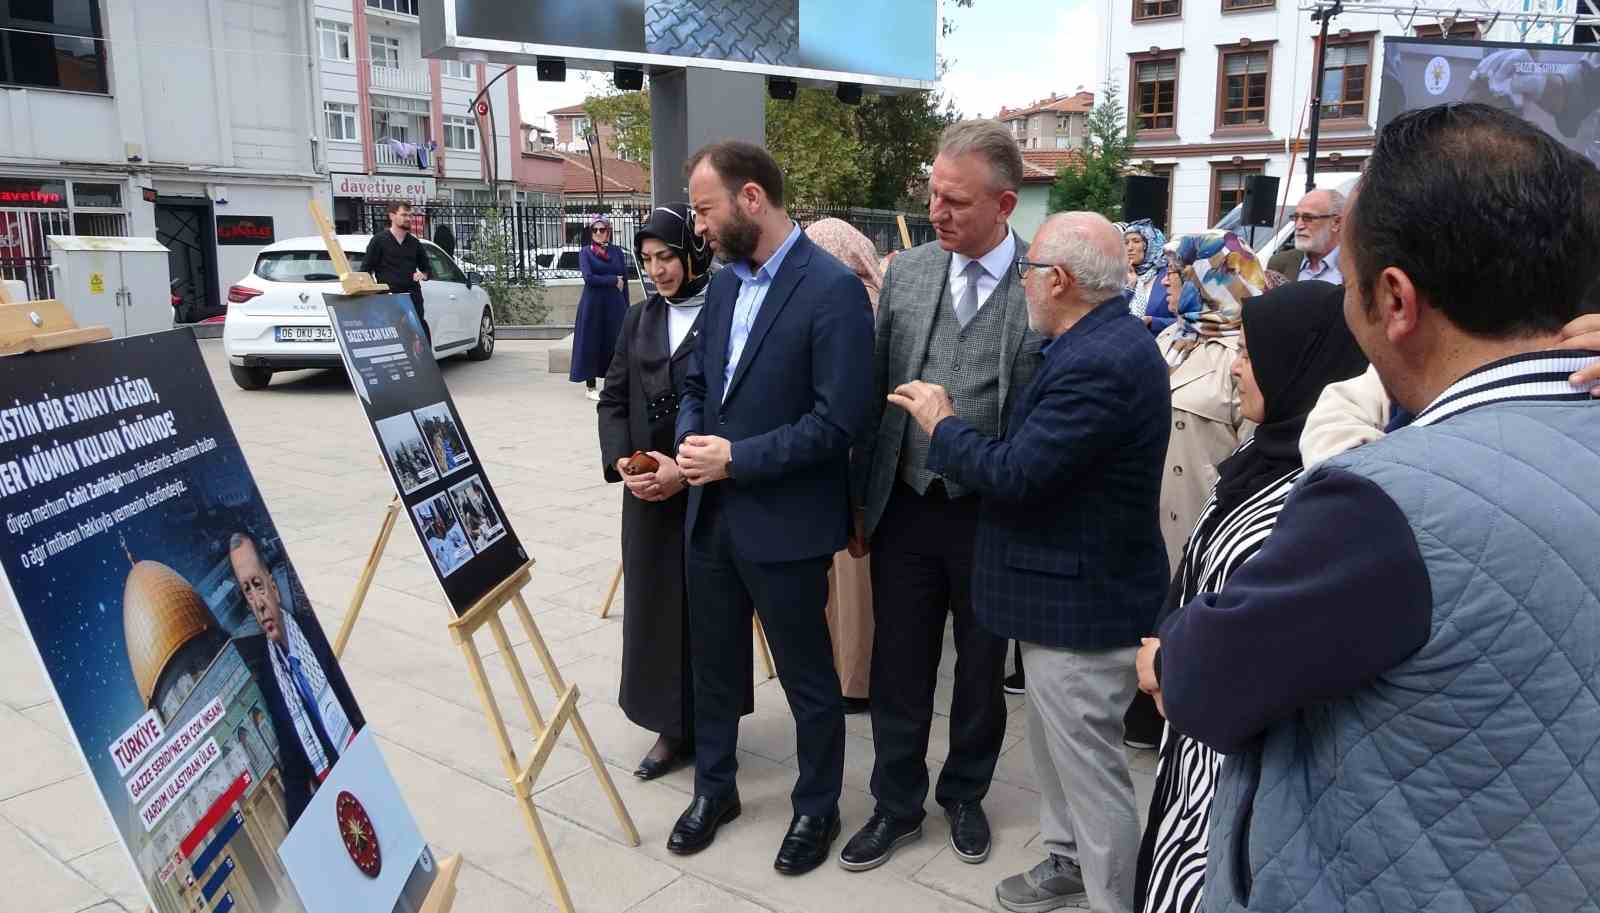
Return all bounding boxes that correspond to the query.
[122,554,218,708]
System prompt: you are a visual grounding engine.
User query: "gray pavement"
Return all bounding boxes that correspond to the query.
[0,339,1154,913]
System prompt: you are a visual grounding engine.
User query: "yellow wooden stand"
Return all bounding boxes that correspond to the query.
[0,291,463,913]
[308,199,638,912]
[593,560,777,681]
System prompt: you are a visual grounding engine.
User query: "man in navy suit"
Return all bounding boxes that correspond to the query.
[670,140,875,875]
[891,212,1170,913]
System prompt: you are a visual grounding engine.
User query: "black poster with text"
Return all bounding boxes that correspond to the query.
[325,293,526,613]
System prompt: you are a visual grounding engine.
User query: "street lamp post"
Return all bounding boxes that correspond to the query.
[1305,0,1344,193]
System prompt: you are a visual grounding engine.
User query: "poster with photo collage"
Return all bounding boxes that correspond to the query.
[325,293,526,613]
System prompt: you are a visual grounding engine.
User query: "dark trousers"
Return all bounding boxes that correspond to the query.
[868,481,1008,823]
[687,487,844,817]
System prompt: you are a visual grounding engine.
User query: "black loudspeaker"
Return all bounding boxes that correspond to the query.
[767,78,798,100]
[835,83,863,105]
[1122,175,1169,232]
[535,57,566,82]
[614,66,644,91]
[1242,174,1280,227]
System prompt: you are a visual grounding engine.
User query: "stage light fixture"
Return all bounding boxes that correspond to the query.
[536,57,566,82]
[614,66,644,91]
[767,78,798,100]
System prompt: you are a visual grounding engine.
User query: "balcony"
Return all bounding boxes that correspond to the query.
[367,0,418,17]
[370,63,430,96]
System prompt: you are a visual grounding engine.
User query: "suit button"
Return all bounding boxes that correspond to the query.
[1175,419,1186,430]
[953,364,962,372]
[1173,466,1184,476]
[720,417,728,425]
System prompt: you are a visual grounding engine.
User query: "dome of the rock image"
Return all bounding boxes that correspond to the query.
[123,559,217,707]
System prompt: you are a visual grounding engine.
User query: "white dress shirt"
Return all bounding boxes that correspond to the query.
[1297,246,1344,286]
[947,231,1017,318]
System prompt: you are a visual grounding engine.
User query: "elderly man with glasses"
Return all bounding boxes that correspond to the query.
[890,212,1171,913]
[1268,188,1345,285]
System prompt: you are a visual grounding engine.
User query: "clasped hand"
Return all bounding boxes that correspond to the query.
[619,451,684,502]
[887,381,956,436]
[676,435,732,486]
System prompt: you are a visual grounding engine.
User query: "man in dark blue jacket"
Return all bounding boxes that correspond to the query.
[670,141,875,875]
[891,212,1170,913]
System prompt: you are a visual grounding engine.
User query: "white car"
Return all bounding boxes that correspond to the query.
[223,234,495,390]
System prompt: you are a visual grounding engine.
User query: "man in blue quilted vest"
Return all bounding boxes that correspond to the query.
[1139,102,1600,913]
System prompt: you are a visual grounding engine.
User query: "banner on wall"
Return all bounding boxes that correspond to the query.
[0,330,436,913]
[325,293,527,613]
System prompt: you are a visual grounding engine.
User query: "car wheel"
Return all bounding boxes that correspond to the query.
[229,363,272,390]
[466,308,495,361]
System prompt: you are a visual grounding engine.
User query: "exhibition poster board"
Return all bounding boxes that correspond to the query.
[0,330,435,913]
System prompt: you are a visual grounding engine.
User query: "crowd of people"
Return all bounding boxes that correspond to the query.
[594,102,1600,913]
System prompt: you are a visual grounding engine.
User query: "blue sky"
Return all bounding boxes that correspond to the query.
[516,0,1106,126]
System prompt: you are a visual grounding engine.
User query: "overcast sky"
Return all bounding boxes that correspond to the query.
[514,0,1106,129]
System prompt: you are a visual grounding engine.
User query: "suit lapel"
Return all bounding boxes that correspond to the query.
[723,234,811,405]
[906,248,952,381]
[995,229,1028,419]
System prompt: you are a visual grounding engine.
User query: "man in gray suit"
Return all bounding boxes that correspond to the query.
[840,120,1045,872]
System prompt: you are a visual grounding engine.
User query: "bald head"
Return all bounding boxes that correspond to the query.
[1021,212,1128,335]
[1032,212,1127,297]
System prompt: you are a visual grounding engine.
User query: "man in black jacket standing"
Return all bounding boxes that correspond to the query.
[363,201,430,331]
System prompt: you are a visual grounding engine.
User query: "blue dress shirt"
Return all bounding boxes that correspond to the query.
[723,222,803,401]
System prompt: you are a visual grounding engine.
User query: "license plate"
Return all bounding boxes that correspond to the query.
[276,326,334,342]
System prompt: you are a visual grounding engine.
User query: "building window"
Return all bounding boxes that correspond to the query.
[444,115,478,151]
[1134,57,1178,133]
[367,0,419,15]
[325,102,359,142]
[441,59,473,79]
[317,20,352,61]
[1222,0,1273,9]
[0,0,109,93]
[1212,164,1264,224]
[1134,0,1181,20]
[1218,48,1270,127]
[371,94,429,145]
[369,35,401,69]
[1320,38,1371,121]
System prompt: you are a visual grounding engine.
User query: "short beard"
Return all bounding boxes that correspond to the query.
[717,208,762,263]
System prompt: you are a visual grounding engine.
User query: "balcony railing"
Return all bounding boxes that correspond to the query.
[375,142,430,169]
[370,63,430,96]
[367,0,418,16]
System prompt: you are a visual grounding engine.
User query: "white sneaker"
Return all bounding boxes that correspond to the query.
[585,388,601,401]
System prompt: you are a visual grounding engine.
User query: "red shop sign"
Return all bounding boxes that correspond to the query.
[0,179,68,209]
[216,216,275,245]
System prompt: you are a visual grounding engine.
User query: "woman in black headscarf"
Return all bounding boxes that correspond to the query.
[1133,280,1370,913]
[597,204,748,779]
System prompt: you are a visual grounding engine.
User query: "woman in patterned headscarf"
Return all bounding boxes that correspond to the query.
[1125,230,1267,750]
[1123,219,1178,334]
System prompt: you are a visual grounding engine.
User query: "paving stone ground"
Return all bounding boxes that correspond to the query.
[0,339,1154,913]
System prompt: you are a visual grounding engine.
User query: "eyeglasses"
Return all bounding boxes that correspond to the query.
[1015,258,1068,280]
[1290,212,1336,223]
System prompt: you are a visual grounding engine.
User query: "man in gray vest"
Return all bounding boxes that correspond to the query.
[841,120,1044,871]
[1141,102,1600,912]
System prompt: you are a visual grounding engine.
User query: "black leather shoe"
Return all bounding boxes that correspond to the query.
[838,812,923,872]
[945,800,991,864]
[666,793,741,856]
[774,811,842,875]
[633,741,693,781]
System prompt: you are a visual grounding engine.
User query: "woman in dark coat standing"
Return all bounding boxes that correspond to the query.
[571,216,630,401]
[597,203,750,779]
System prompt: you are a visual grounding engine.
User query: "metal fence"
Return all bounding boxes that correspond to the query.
[355,201,934,285]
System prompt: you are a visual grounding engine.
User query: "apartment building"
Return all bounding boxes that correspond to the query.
[314,0,532,233]
[997,91,1094,150]
[1108,0,1527,234]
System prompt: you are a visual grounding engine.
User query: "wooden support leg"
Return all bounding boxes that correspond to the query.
[597,562,623,618]
[754,617,776,681]
[333,497,402,659]
[417,853,462,913]
[454,629,579,913]
[512,592,641,847]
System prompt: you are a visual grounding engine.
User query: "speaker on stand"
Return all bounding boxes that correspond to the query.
[1122,175,1170,234]
[1240,174,1280,250]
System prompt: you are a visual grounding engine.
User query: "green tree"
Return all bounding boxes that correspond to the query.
[475,207,547,325]
[765,88,868,206]
[583,82,653,162]
[1049,81,1133,220]
[854,90,959,209]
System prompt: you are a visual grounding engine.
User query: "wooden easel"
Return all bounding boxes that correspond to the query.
[0,291,465,913]
[309,200,638,913]
[594,563,776,681]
